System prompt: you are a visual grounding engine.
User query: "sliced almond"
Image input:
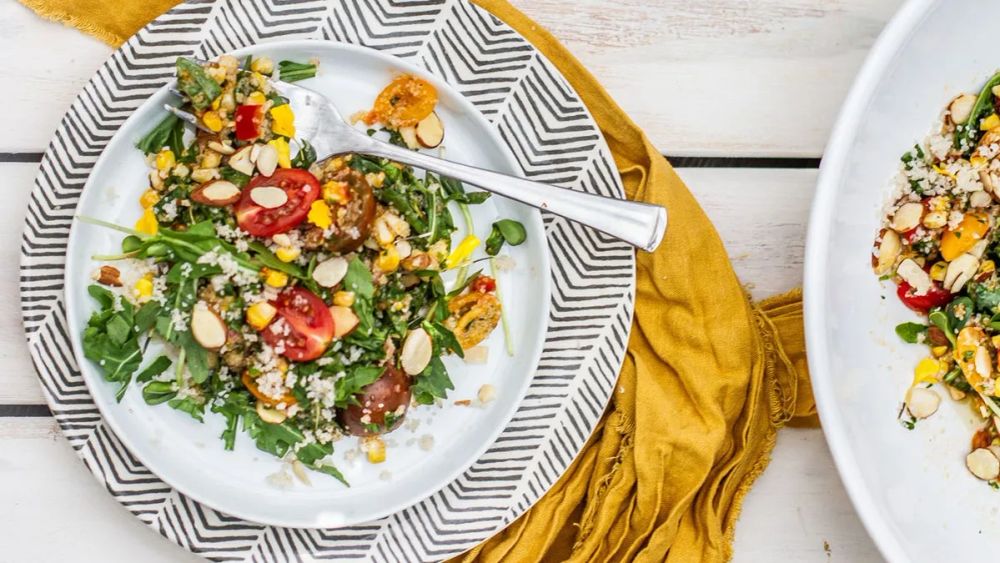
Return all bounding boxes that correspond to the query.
[312,257,349,288]
[190,303,227,350]
[255,400,287,424]
[329,305,359,338]
[207,141,235,155]
[395,240,412,259]
[971,190,993,208]
[950,93,978,125]
[256,144,279,177]
[250,186,288,209]
[897,258,933,295]
[889,202,924,232]
[250,143,262,163]
[967,448,1000,480]
[981,170,998,198]
[191,179,241,206]
[977,345,994,379]
[398,126,420,150]
[416,112,444,148]
[922,211,948,229]
[874,229,901,275]
[906,387,940,419]
[229,145,256,176]
[477,383,496,404]
[944,253,979,293]
[400,328,432,375]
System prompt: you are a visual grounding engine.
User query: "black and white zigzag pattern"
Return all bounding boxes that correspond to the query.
[18,0,635,560]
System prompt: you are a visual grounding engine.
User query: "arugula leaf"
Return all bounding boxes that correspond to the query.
[176,57,222,111]
[894,322,927,344]
[87,284,115,309]
[292,140,317,169]
[946,297,975,330]
[211,391,251,450]
[970,281,1000,314]
[168,396,205,422]
[142,381,177,405]
[220,166,251,187]
[955,71,1000,153]
[411,357,454,405]
[242,405,349,484]
[248,241,304,278]
[928,310,957,347]
[423,320,464,358]
[343,258,375,335]
[135,355,172,383]
[485,219,527,256]
[136,113,185,156]
[83,285,143,402]
[334,366,383,407]
[278,60,317,83]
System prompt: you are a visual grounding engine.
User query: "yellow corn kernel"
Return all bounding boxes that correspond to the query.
[269,104,296,138]
[135,208,158,235]
[932,164,955,179]
[365,436,386,464]
[929,261,948,281]
[972,155,989,168]
[307,200,332,229]
[250,57,274,75]
[992,335,1000,350]
[926,196,950,213]
[139,189,160,209]
[376,245,401,273]
[246,91,267,105]
[275,246,301,263]
[913,357,941,386]
[446,235,481,269]
[211,95,221,110]
[133,273,154,301]
[263,269,289,288]
[980,260,996,275]
[201,110,224,132]
[323,181,349,204]
[931,345,949,358]
[246,302,277,331]
[268,137,291,168]
[155,149,175,172]
[333,291,355,307]
[982,113,1000,131]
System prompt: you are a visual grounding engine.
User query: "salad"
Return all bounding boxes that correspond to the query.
[873,71,1000,484]
[80,54,526,484]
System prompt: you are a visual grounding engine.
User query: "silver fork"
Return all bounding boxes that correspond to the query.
[167,80,667,252]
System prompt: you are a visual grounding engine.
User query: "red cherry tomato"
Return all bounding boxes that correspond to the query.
[262,287,334,362]
[896,280,953,313]
[234,104,264,141]
[469,275,496,294]
[236,168,321,237]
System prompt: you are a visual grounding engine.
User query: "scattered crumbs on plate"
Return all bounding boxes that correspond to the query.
[379,470,392,481]
[418,434,434,451]
[266,469,294,490]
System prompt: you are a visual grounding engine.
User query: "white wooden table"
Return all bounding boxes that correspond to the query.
[0,0,899,560]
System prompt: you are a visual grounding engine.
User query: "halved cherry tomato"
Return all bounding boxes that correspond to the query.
[337,365,411,436]
[234,104,264,141]
[468,275,496,294]
[236,168,321,237]
[364,75,438,128]
[241,371,297,406]
[325,168,376,253]
[896,280,953,313]
[262,287,334,361]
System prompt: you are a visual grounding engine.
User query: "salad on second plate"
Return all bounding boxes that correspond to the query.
[873,70,1000,484]
[81,54,526,484]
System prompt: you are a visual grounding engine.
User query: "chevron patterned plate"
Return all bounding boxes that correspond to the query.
[20,0,635,560]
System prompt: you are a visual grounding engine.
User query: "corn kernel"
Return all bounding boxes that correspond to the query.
[139,189,160,209]
[307,200,332,229]
[269,104,296,138]
[155,149,175,172]
[246,91,267,105]
[932,164,955,179]
[972,155,989,168]
[982,113,1000,131]
[365,436,386,464]
[333,291,355,307]
[263,269,289,288]
[323,181,349,204]
[376,245,401,273]
[201,110,224,132]
[134,273,154,301]
[992,335,1000,350]
[930,261,948,281]
[268,137,291,169]
[932,346,949,358]
[135,208,158,235]
[246,302,277,331]
[211,96,221,110]
[980,260,996,275]
[912,357,941,386]
[275,246,301,263]
[446,235,481,269]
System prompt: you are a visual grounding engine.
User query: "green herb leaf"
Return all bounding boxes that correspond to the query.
[485,219,527,256]
[248,241,305,278]
[343,257,376,335]
[423,320,464,358]
[168,396,205,422]
[278,60,317,83]
[894,322,927,344]
[136,113,185,156]
[334,365,384,407]
[176,57,222,111]
[928,310,957,347]
[142,381,177,405]
[955,71,1000,154]
[292,140,317,169]
[220,166,252,187]
[411,357,454,405]
[135,355,172,383]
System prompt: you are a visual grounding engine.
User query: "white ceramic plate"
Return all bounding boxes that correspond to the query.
[64,41,550,528]
[807,0,1000,560]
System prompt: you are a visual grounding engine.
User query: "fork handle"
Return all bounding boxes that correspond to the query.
[353,137,667,252]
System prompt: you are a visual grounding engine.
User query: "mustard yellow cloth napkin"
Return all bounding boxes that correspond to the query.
[20,0,817,560]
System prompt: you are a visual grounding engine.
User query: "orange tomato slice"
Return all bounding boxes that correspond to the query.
[940,211,990,261]
[242,371,297,407]
[365,75,438,128]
